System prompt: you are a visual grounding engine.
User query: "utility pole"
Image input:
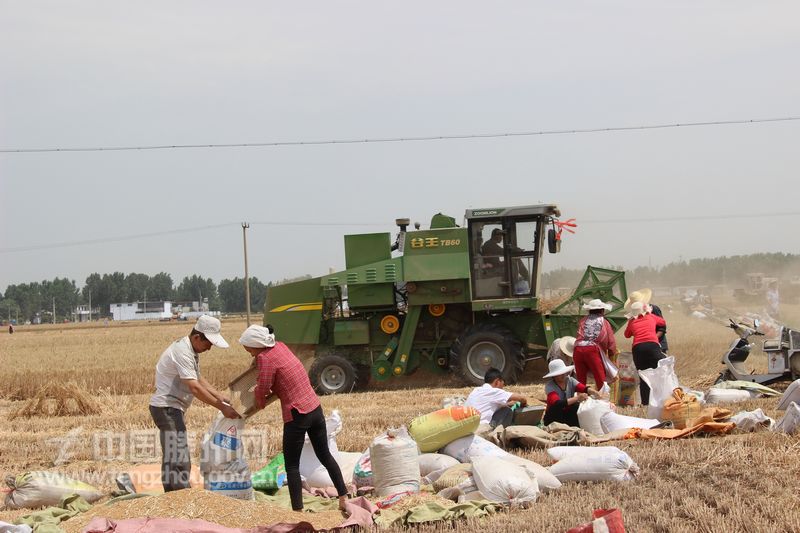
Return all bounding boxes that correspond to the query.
[52,297,56,324]
[88,290,92,322]
[143,289,147,320]
[242,222,252,326]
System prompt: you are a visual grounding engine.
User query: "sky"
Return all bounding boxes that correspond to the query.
[1,1,799,291]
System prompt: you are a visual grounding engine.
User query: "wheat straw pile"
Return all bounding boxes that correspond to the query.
[60,488,344,532]
[9,382,102,419]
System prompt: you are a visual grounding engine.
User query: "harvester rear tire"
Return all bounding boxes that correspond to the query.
[449,323,524,386]
[309,355,357,395]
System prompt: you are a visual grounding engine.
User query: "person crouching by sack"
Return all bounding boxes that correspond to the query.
[542,359,599,427]
[573,299,618,390]
[239,324,348,513]
[624,301,667,405]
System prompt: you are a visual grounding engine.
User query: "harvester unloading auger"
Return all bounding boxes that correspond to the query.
[264,205,628,394]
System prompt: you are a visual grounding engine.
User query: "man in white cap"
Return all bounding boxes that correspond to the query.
[149,315,240,492]
[542,359,599,427]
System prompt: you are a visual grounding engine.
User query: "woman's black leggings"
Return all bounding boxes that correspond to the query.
[632,342,665,406]
[283,405,347,510]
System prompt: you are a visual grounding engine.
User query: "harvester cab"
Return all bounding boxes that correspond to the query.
[264,204,628,394]
[465,205,561,302]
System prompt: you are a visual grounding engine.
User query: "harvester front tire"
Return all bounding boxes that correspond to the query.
[450,323,524,386]
[309,355,357,395]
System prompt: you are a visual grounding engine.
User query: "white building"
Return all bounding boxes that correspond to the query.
[72,304,95,323]
[110,301,172,321]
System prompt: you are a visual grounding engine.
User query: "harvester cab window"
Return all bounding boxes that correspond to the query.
[470,220,537,300]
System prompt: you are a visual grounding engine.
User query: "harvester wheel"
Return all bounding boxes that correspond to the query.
[309,355,356,395]
[449,323,524,386]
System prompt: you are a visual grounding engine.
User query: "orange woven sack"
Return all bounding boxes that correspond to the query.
[661,388,703,429]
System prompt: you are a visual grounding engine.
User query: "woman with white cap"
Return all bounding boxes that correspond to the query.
[624,301,667,405]
[573,299,618,390]
[542,359,599,427]
[239,324,348,513]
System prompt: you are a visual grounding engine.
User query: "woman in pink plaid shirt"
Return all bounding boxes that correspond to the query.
[240,324,348,512]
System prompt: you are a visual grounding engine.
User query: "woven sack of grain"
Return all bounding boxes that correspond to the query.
[370,427,420,497]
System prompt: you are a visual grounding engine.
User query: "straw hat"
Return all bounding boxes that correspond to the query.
[624,288,652,310]
[543,359,575,378]
[582,299,612,311]
[558,336,576,358]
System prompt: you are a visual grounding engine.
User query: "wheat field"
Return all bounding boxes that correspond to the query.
[1,298,799,532]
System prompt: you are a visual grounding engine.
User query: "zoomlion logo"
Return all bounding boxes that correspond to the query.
[471,209,502,216]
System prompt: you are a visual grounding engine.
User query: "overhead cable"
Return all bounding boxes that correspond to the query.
[1,116,798,154]
[1,211,798,254]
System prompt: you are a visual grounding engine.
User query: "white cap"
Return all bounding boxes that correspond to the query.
[625,301,651,319]
[238,325,276,349]
[543,359,575,378]
[194,315,229,348]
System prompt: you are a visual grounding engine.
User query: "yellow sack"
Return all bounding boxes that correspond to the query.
[409,406,480,453]
[661,388,703,429]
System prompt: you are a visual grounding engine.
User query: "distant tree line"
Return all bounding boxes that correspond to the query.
[542,252,800,291]
[3,252,798,323]
[1,272,269,322]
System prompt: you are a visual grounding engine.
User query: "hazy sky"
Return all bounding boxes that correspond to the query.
[2,2,799,290]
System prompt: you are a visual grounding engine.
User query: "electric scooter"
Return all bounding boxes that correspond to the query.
[716,318,800,385]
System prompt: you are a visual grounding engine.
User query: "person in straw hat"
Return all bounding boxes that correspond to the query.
[625,288,668,353]
[624,300,667,405]
[542,359,600,427]
[573,299,618,390]
[239,324,348,513]
[547,336,575,366]
[149,315,240,492]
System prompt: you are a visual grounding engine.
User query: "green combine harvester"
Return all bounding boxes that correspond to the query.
[265,204,627,394]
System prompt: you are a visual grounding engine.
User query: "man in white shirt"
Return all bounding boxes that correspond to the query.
[465,368,528,427]
[149,315,240,491]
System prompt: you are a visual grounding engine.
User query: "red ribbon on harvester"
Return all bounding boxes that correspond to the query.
[553,218,577,240]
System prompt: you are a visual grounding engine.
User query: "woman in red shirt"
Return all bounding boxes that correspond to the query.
[573,299,618,390]
[624,301,667,405]
[239,324,347,513]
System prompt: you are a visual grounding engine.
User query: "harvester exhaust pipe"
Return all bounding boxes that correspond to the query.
[393,218,411,252]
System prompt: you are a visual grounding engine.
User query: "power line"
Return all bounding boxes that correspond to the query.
[0,221,386,254]
[1,115,798,154]
[2,211,798,254]
[583,211,800,224]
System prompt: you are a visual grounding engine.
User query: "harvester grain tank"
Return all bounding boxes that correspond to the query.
[265,204,628,394]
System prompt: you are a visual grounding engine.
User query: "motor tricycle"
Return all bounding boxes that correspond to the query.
[716,318,800,385]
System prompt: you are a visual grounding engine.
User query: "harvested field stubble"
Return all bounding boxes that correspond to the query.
[1,303,800,532]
